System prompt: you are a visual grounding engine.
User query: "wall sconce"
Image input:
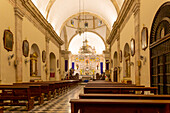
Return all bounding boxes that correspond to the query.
[43,64,47,70]
[129,62,134,66]
[140,55,146,65]
[25,59,30,64]
[14,60,18,67]
[8,54,14,65]
[118,66,122,71]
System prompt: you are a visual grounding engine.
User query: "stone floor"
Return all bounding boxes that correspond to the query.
[4,85,85,113]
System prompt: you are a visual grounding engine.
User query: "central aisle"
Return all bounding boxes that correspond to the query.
[4,85,85,113]
[31,85,84,113]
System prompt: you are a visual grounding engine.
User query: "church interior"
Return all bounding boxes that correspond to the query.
[0,0,170,112]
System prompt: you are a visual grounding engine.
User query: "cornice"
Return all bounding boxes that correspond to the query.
[20,0,64,45]
[107,0,135,44]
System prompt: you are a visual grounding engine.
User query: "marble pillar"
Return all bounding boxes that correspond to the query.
[45,37,50,81]
[133,1,141,85]
[14,7,24,82]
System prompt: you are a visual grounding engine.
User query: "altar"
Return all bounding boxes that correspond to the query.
[70,39,104,78]
[81,76,92,81]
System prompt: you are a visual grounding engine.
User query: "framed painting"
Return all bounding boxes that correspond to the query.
[141,27,148,50]
[130,38,135,56]
[42,50,46,63]
[119,50,122,63]
[3,30,14,51]
[22,40,29,57]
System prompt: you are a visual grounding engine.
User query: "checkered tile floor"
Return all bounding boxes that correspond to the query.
[4,85,84,113]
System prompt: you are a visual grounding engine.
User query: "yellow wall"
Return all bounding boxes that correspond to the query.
[110,0,169,86]
[22,17,46,81]
[119,15,135,83]
[139,0,169,86]
[0,0,16,84]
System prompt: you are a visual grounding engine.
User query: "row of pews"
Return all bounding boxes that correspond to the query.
[0,80,79,112]
[70,80,170,113]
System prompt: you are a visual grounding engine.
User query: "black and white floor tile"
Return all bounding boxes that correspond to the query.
[4,85,84,113]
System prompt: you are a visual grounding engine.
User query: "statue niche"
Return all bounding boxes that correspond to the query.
[30,52,38,76]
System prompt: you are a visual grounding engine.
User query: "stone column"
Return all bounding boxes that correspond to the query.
[59,47,62,80]
[14,7,24,82]
[117,28,120,82]
[133,1,141,85]
[45,37,50,81]
[64,51,71,72]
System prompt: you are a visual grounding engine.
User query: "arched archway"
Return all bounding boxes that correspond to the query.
[113,51,118,82]
[50,52,56,81]
[68,31,107,51]
[30,44,41,77]
[150,2,170,94]
[68,32,106,54]
[123,43,130,78]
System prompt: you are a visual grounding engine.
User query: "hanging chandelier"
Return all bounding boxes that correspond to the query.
[75,0,88,36]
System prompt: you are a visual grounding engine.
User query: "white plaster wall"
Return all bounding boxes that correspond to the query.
[119,15,135,83]
[139,0,169,87]
[49,41,60,80]
[0,0,16,84]
[22,18,46,81]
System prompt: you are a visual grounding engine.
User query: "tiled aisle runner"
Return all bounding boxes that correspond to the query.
[4,85,84,113]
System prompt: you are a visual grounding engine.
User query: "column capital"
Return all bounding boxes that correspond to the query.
[14,7,24,20]
[45,37,50,43]
[103,50,110,60]
[132,2,140,15]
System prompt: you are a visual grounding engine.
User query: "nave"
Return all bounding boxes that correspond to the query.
[3,85,84,113]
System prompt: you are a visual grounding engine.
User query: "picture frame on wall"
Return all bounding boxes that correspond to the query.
[141,27,148,50]
[3,30,14,51]
[119,50,122,63]
[42,50,46,63]
[130,38,135,56]
[22,40,29,57]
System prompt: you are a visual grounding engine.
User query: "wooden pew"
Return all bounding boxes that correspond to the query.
[79,94,170,100]
[84,87,158,94]
[14,82,51,100]
[85,81,143,87]
[0,85,34,111]
[0,107,3,113]
[70,99,170,113]
[13,83,44,104]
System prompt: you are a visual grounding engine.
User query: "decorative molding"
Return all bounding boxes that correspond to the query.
[20,0,64,46]
[107,0,135,44]
[132,2,140,15]
[14,7,24,20]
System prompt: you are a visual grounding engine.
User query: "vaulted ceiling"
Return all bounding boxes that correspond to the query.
[31,0,125,35]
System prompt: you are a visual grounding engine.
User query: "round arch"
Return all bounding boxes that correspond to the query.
[68,32,106,54]
[124,43,130,57]
[30,43,41,77]
[68,31,107,51]
[50,52,56,81]
[113,51,118,68]
[150,1,170,95]
[45,0,120,20]
[59,12,111,35]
